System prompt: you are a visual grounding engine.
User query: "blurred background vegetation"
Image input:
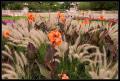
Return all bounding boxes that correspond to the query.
[2,1,118,12]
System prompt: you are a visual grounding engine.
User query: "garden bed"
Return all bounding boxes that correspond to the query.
[2,12,118,80]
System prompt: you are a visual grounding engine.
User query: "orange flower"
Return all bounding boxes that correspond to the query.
[61,74,69,80]
[98,15,105,20]
[55,38,62,46]
[60,13,64,18]
[60,16,65,24]
[57,11,61,18]
[48,30,62,47]
[27,13,35,23]
[59,13,66,24]
[3,30,11,38]
[82,18,90,24]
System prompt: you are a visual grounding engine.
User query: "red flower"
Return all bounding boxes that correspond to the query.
[82,18,90,24]
[98,15,105,20]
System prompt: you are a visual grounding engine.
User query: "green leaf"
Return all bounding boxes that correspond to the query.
[38,43,47,63]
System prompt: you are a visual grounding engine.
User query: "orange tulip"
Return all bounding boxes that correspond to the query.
[3,30,11,38]
[98,15,105,20]
[61,74,69,80]
[48,30,62,47]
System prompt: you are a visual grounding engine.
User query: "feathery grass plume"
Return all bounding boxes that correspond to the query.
[2,63,15,71]
[2,45,28,79]
[69,44,103,64]
[100,23,118,44]
[107,23,118,46]
[35,60,52,79]
[15,19,29,28]
[2,50,13,61]
[4,44,12,54]
[51,41,69,67]
[64,17,72,32]
[8,19,49,48]
[73,21,118,58]
[98,23,118,57]
[34,15,49,32]
[55,41,69,58]
[2,68,18,79]
[88,46,118,79]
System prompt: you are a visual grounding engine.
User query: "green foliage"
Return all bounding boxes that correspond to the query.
[90,1,118,10]
[38,43,48,63]
[7,2,23,10]
[14,46,27,53]
[2,16,27,21]
[2,37,11,50]
[56,54,92,79]
[103,2,118,10]
[2,1,14,9]
[61,2,70,10]
[28,2,41,11]
[2,1,118,11]
[2,37,6,50]
[78,2,91,10]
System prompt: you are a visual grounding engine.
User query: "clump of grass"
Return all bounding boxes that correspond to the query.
[2,16,27,21]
